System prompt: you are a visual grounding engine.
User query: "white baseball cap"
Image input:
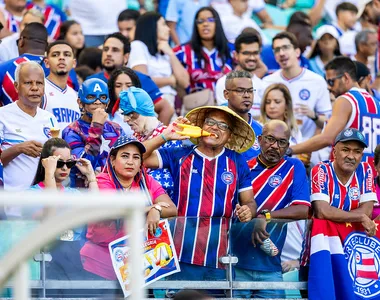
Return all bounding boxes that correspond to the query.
[356,0,372,19]
[315,25,340,40]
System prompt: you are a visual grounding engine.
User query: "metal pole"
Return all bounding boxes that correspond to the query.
[13,262,30,300]
[41,251,46,298]
[128,207,145,300]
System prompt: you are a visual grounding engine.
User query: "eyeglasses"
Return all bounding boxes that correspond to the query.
[273,44,293,54]
[226,88,254,96]
[204,117,231,131]
[196,17,215,25]
[240,51,260,57]
[56,160,77,169]
[325,74,344,87]
[262,135,289,148]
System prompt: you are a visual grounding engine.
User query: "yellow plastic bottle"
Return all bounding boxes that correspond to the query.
[175,124,217,138]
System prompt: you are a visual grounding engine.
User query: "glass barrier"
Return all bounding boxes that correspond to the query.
[0,210,309,299]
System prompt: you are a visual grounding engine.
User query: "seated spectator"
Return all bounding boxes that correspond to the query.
[62,78,125,187]
[354,61,380,101]
[0,8,44,63]
[165,0,209,46]
[173,7,234,96]
[309,25,341,77]
[373,145,380,219]
[220,0,268,44]
[231,120,310,298]
[143,106,255,287]
[75,65,95,85]
[117,8,140,41]
[26,0,67,41]
[259,83,302,145]
[119,87,183,199]
[352,29,377,80]
[80,135,177,279]
[77,47,102,73]
[129,12,189,112]
[106,67,141,134]
[58,20,85,59]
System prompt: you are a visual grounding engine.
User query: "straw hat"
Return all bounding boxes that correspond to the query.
[185,106,255,153]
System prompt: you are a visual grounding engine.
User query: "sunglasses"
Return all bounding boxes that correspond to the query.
[56,160,77,169]
[325,74,344,87]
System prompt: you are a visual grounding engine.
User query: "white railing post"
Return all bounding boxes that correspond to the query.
[13,262,29,300]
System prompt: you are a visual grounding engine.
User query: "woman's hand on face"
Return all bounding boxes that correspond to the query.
[76,158,96,179]
[157,40,173,56]
[42,155,61,172]
[146,207,161,236]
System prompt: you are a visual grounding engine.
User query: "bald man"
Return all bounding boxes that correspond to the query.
[230,120,310,298]
[0,61,58,195]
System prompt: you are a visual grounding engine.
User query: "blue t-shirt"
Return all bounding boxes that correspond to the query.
[241,114,262,161]
[231,156,310,272]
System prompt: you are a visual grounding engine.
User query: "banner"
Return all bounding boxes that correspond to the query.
[309,219,380,300]
[109,219,180,297]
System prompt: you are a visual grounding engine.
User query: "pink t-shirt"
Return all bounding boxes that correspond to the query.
[80,171,166,279]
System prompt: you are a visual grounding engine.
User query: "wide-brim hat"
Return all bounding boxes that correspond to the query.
[185,106,255,153]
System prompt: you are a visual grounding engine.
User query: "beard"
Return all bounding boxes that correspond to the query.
[56,70,68,76]
[103,64,116,73]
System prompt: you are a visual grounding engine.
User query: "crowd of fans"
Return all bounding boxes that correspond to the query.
[1,0,380,298]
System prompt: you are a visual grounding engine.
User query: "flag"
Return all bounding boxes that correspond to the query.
[309,219,380,300]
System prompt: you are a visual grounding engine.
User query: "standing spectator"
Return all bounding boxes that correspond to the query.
[0,61,58,193]
[62,78,124,187]
[260,83,302,146]
[129,12,190,111]
[26,0,67,41]
[42,40,80,131]
[68,0,126,47]
[216,32,267,118]
[174,6,234,96]
[0,22,48,107]
[222,70,262,161]
[165,0,209,46]
[289,56,380,171]
[88,32,174,125]
[263,32,331,148]
[309,25,341,77]
[0,0,26,37]
[353,29,378,80]
[0,8,44,63]
[58,20,85,59]
[220,0,268,44]
[143,106,256,283]
[231,120,310,298]
[117,9,140,41]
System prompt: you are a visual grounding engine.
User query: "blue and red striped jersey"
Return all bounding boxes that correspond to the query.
[311,161,376,211]
[173,43,234,94]
[3,9,20,33]
[231,156,310,272]
[26,2,67,41]
[0,54,79,106]
[341,87,380,171]
[157,146,252,268]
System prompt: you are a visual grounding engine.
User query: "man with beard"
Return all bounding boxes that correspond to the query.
[289,56,380,171]
[222,70,263,161]
[42,41,80,130]
[216,32,266,119]
[230,120,310,298]
[89,32,174,125]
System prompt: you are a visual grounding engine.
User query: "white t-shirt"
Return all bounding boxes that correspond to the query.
[323,0,359,23]
[43,79,80,131]
[263,68,332,139]
[68,0,126,35]
[128,40,176,96]
[220,13,268,45]
[0,102,59,191]
[215,73,265,118]
[211,0,265,16]
[0,32,19,63]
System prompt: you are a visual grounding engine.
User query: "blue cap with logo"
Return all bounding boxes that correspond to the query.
[111,135,146,154]
[78,78,109,104]
[334,128,367,148]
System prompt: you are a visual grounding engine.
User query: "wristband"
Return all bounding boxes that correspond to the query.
[260,209,271,223]
[161,134,168,143]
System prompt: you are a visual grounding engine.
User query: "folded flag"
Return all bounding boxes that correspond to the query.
[309,219,380,300]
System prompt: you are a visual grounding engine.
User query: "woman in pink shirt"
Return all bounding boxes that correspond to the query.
[80,135,177,279]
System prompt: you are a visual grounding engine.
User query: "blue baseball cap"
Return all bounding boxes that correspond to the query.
[111,135,146,154]
[78,78,109,104]
[334,128,367,148]
[119,87,155,117]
